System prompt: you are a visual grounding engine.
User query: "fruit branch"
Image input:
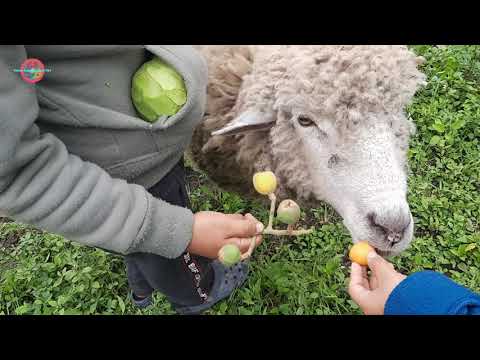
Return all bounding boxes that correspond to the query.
[218,171,316,267]
[263,228,314,236]
[266,193,276,231]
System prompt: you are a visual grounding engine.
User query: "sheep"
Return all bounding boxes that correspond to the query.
[188,45,427,256]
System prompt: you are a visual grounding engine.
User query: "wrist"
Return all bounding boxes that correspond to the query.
[136,197,195,259]
[186,213,198,253]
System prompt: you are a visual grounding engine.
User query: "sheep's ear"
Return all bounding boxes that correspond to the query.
[211,110,276,136]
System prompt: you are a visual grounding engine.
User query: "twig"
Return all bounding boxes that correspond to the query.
[266,193,276,230]
[263,228,314,236]
[239,190,316,261]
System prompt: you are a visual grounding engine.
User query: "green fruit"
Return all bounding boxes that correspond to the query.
[218,244,242,267]
[276,200,301,225]
[131,57,187,123]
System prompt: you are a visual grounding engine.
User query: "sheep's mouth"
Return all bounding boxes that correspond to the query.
[352,238,395,258]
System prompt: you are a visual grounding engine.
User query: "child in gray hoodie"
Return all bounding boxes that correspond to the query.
[0,45,263,314]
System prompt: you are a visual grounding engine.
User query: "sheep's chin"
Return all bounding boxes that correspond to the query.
[351,238,397,258]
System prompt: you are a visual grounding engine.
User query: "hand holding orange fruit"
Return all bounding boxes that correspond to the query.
[349,241,375,266]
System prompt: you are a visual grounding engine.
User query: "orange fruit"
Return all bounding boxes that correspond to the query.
[349,241,375,266]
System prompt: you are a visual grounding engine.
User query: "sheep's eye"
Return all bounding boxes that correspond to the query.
[298,116,315,127]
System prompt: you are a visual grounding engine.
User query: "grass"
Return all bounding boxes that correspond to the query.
[0,45,479,315]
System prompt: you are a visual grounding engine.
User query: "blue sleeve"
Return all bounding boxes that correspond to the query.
[385,271,480,315]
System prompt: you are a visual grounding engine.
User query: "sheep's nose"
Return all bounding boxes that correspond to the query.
[368,206,411,244]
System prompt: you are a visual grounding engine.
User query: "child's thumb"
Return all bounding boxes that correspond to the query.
[367,251,394,280]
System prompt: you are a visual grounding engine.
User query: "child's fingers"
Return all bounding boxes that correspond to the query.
[361,264,368,279]
[228,237,254,253]
[225,216,264,238]
[254,234,263,247]
[348,263,372,306]
[367,252,398,281]
[228,234,262,254]
[369,273,379,289]
[350,262,370,290]
[224,214,245,220]
[244,213,257,221]
[244,213,264,234]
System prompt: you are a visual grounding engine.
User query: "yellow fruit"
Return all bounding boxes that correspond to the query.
[349,241,375,266]
[252,171,277,195]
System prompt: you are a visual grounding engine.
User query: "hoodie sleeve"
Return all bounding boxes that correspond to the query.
[385,271,480,315]
[0,45,194,258]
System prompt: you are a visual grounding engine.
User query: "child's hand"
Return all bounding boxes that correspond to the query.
[348,250,406,315]
[188,211,264,259]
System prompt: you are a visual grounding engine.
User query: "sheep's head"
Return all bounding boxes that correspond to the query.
[212,45,427,256]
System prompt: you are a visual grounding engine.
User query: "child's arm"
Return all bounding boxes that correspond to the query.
[349,251,480,315]
[385,271,480,315]
[0,45,194,258]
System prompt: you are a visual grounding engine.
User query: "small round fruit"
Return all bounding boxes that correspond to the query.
[218,244,242,267]
[349,241,375,266]
[252,171,277,195]
[131,57,187,123]
[276,199,301,225]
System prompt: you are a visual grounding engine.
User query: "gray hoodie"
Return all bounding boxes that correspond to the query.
[0,45,208,258]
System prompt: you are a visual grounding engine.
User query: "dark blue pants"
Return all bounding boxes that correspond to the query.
[124,160,214,307]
